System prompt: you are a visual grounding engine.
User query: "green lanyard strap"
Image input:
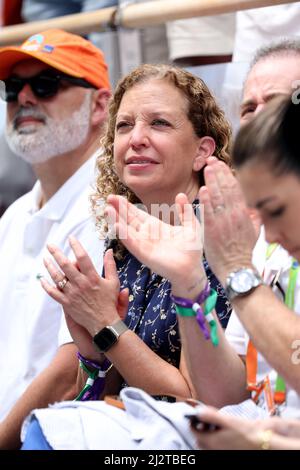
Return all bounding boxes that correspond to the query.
[266,243,278,260]
[285,260,299,309]
[274,258,299,404]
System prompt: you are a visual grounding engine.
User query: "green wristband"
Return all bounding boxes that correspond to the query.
[204,289,219,347]
[204,289,217,315]
[175,305,196,317]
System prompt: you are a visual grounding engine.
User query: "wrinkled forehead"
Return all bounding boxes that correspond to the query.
[243,55,300,99]
[118,78,188,114]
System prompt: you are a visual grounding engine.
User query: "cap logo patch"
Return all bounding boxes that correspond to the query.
[21,34,45,52]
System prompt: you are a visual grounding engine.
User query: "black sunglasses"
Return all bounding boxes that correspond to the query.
[4,70,95,102]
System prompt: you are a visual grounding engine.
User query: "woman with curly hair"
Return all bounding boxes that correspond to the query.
[26,65,232,450]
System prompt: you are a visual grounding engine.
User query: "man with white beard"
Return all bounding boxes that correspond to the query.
[0,29,110,448]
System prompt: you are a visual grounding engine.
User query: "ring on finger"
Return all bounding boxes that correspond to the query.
[257,429,273,450]
[213,204,226,214]
[57,276,68,291]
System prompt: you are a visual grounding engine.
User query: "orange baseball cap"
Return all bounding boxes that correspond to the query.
[0,29,110,89]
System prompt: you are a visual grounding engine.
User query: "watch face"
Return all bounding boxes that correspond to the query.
[93,327,118,353]
[231,270,255,294]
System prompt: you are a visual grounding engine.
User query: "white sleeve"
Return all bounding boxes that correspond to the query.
[225,310,248,356]
[252,227,268,275]
[58,307,73,346]
[225,230,267,356]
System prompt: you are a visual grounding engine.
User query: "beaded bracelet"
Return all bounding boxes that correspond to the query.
[75,352,113,401]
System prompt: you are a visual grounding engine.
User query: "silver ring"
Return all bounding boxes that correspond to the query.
[214,204,225,214]
[57,277,68,291]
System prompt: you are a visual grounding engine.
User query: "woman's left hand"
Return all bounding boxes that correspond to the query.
[41,236,121,336]
[106,193,206,299]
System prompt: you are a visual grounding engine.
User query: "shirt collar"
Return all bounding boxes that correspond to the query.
[27,152,98,221]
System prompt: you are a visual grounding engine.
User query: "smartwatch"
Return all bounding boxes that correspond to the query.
[93,320,128,353]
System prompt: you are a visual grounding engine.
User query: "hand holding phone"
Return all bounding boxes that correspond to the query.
[185,413,221,432]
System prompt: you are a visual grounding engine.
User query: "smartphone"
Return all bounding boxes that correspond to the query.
[185,413,220,432]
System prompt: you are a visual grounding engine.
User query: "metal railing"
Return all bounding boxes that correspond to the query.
[0,0,298,46]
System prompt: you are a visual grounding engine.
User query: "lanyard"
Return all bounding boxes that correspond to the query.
[246,244,299,409]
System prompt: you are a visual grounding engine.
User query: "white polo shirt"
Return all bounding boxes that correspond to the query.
[226,230,300,415]
[233,3,300,62]
[0,154,104,421]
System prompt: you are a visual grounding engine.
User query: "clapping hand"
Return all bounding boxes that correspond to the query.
[106,193,207,298]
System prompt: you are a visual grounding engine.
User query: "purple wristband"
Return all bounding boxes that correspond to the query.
[171,282,211,340]
[77,352,112,401]
[77,352,111,371]
[195,308,210,340]
[81,378,106,401]
[171,281,210,307]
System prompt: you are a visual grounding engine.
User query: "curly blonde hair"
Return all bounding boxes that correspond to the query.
[92,64,232,244]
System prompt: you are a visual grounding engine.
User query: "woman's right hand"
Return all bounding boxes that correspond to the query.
[41,239,123,337]
[64,313,96,360]
[106,193,207,299]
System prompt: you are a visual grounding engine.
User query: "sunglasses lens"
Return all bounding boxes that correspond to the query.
[3,71,91,102]
[4,74,61,101]
[4,77,24,102]
[32,75,60,98]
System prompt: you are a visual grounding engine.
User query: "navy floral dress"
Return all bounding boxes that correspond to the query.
[114,251,231,371]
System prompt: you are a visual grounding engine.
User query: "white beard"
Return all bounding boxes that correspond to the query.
[5,92,92,164]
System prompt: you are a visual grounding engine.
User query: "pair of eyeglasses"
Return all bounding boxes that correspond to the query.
[4,70,95,102]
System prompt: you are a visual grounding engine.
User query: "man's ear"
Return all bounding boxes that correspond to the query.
[90,88,111,127]
[193,136,216,172]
